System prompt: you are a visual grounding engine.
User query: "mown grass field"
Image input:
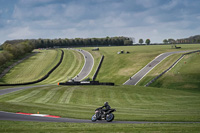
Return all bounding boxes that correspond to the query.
[150,52,200,90]
[82,44,200,85]
[0,85,199,122]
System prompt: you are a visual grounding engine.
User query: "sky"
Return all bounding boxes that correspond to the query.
[0,0,200,44]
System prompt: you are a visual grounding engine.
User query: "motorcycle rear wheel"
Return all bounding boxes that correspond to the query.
[106,113,114,122]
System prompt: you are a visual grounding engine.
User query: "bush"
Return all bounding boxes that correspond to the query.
[0,51,13,66]
[0,43,34,67]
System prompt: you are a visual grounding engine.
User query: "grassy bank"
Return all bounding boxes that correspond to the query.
[0,49,84,85]
[138,53,183,86]
[0,85,199,122]
[39,49,84,84]
[0,49,60,84]
[150,52,200,90]
[0,121,200,133]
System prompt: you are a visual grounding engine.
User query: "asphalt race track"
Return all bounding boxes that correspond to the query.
[1,111,199,124]
[124,50,193,85]
[0,85,48,96]
[0,49,199,124]
[71,49,94,81]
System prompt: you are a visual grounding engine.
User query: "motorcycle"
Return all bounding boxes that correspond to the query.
[91,107,116,122]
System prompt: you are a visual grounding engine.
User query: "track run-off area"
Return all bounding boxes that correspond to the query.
[0,48,199,124]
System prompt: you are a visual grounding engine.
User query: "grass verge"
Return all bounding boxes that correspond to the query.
[0,120,200,133]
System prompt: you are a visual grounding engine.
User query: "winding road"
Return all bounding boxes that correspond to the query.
[123,50,193,85]
[71,49,94,81]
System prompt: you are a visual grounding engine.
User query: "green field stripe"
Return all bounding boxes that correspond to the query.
[58,87,75,104]
[51,50,76,83]
[36,50,60,78]
[46,87,65,103]
[8,89,42,102]
[41,50,69,83]
[60,50,76,79]
[25,89,48,103]
[70,51,83,77]
[122,93,135,106]
[41,50,76,84]
[62,50,76,79]
[66,50,79,77]
[35,87,61,103]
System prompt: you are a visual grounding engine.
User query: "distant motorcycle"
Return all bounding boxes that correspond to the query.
[91,107,116,122]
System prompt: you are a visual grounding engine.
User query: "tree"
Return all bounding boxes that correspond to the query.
[145,39,150,45]
[124,40,132,45]
[168,38,175,44]
[0,51,13,66]
[139,39,143,44]
[163,39,168,44]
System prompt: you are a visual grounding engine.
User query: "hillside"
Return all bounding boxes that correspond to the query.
[82,44,200,85]
[150,52,200,90]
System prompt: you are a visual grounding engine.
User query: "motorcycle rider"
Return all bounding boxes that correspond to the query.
[101,102,111,112]
[96,102,111,119]
[101,102,111,118]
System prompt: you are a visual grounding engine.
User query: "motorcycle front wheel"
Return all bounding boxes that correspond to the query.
[106,113,114,122]
[91,114,97,122]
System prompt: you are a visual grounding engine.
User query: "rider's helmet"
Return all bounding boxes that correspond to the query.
[104,102,108,106]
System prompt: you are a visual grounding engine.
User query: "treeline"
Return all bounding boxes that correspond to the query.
[0,42,34,66]
[163,35,200,44]
[176,35,200,44]
[4,36,133,49]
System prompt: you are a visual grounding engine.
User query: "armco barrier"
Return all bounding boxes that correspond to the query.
[58,81,114,86]
[92,55,104,81]
[0,50,64,86]
[145,50,200,87]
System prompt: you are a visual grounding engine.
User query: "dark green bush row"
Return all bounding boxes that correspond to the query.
[0,42,34,66]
